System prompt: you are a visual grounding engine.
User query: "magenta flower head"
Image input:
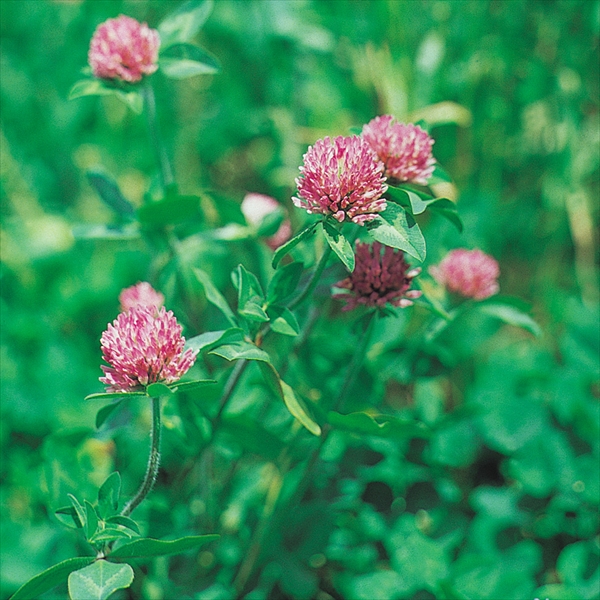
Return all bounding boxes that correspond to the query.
[119,282,165,312]
[88,15,160,83]
[430,248,500,300]
[292,136,388,225]
[241,193,292,250]
[333,241,422,311]
[361,116,435,185]
[100,306,197,392]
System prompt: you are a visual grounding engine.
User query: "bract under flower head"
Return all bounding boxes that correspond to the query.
[100,306,196,392]
[293,136,388,225]
[119,282,165,312]
[88,15,160,83]
[362,116,435,185]
[430,248,500,300]
[241,193,292,250]
[333,241,422,311]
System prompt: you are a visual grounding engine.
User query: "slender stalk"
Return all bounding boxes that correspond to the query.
[142,79,174,190]
[121,396,161,517]
[213,359,249,427]
[288,244,332,310]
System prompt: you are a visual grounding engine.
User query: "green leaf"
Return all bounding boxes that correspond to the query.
[477,302,541,336]
[387,186,430,215]
[185,329,243,353]
[55,506,83,529]
[209,341,270,363]
[193,268,238,327]
[95,401,124,429]
[68,560,134,600]
[367,202,426,261]
[109,535,219,560]
[328,411,431,439]
[146,382,174,397]
[105,515,141,535]
[11,557,94,600]
[84,500,99,540]
[88,527,135,544]
[160,43,220,79]
[235,264,268,322]
[158,0,214,48]
[322,221,355,272]
[169,379,217,393]
[85,391,146,401]
[427,198,463,232]
[86,170,135,217]
[137,194,201,227]
[98,472,121,519]
[69,79,143,113]
[256,208,285,237]
[266,261,304,305]
[267,306,300,336]
[257,363,321,436]
[272,222,318,268]
[68,494,87,531]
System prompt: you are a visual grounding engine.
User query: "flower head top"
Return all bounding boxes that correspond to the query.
[334,241,422,311]
[100,306,196,392]
[430,249,500,300]
[241,193,292,250]
[293,136,388,226]
[361,116,435,185]
[88,15,160,83]
[119,282,165,312]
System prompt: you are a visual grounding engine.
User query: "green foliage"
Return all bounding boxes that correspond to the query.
[2,0,598,599]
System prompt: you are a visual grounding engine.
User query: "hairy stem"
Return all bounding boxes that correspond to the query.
[121,396,161,517]
[142,80,174,190]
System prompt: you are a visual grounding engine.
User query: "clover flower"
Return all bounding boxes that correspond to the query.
[241,193,292,250]
[88,15,160,83]
[119,282,165,312]
[361,116,436,185]
[100,306,196,392]
[333,241,422,311]
[430,248,500,300]
[293,136,388,225]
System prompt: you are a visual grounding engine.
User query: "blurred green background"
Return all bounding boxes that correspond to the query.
[1,1,599,599]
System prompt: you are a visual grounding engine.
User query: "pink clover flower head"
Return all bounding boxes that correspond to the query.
[293,135,388,226]
[100,306,197,392]
[88,15,160,83]
[361,116,436,185]
[241,193,292,250]
[333,241,422,311]
[430,248,500,300]
[119,282,165,312]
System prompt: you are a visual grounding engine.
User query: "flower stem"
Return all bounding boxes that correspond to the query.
[121,396,161,517]
[288,244,332,310]
[213,359,249,427]
[142,79,174,190]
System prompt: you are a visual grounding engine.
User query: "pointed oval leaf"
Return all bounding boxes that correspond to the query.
[89,527,135,544]
[95,401,124,429]
[68,560,134,600]
[11,557,94,600]
[267,261,304,305]
[477,302,541,337]
[146,382,173,398]
[169,379,217,394]
[267,306,300,337]
[67,494,87,531]
[272,223,318,268]
[281,380,322,436]
[85,391,146,401]
[55,506,83,529]
[323,221,355,272]
[185,329,242,353]
[84,500,99,540]
[98,472,121,519]
[427,198,463,232]
[193,268,238,327]
[158,0,214,48]
[105,515,141,535]
[160,44,220,78]
[86,170,135,217]
[367,203,426,261]
[209,342,270,363]
[109,535,219,560]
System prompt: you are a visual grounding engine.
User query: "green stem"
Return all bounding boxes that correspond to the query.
[288,244,332,310]
[213,359,249,427]
[142,80,174,190]
[121,396,161,517]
